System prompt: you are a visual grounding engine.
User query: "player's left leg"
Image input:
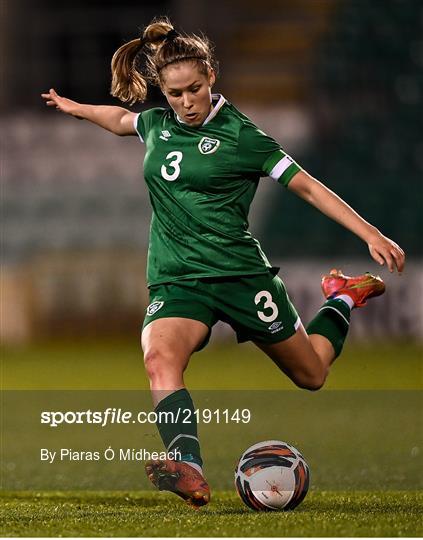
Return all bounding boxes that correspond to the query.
[255,323,333,390]
[255,269,385,390]
[214,273,329,390]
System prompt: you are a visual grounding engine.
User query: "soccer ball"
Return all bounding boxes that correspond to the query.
[234,440,310,511]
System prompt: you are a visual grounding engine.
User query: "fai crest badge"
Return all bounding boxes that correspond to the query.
[146,301,164,316]
[198,137,220,155]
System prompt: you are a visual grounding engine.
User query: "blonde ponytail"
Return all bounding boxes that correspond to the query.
[110,38,147,105]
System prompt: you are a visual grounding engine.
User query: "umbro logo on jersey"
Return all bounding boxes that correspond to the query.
[198,137,220,154]
[146,301,164,316]
[159,130,172,141]
[268,321,283,333]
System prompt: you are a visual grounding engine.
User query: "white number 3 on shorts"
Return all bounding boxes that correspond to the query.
[255,290,279,323]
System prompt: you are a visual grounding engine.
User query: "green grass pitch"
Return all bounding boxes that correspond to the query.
[2,339,422,536]
[1,491,422,537]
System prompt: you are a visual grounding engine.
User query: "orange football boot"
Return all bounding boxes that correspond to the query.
[145,459,210,508]
[321,268,385,307]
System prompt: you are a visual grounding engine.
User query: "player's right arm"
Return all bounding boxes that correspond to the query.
[41,88,137,136]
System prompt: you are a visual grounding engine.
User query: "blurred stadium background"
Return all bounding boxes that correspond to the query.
[1,0,422,348]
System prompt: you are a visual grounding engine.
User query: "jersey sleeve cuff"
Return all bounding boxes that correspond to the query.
[133,113,144,143]
[263,150,301,186]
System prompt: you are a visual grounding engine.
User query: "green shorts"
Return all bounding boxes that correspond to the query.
[142,273,301,350]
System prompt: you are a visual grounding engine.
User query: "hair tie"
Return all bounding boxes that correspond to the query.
[165,29,179,41]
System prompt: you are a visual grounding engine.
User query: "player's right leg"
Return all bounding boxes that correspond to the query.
[141,281,217,507]
[142,316,211,507]
[142,316,209,405]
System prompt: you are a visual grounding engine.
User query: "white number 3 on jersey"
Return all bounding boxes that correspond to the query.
[161,151,183,181]
[255,290,279,323]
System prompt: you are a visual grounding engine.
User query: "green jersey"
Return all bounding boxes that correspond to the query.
[134,95,301,287]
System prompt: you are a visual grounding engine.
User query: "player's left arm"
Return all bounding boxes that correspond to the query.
[287,170,405,273]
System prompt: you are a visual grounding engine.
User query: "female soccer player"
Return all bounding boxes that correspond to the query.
[42,18,405,508]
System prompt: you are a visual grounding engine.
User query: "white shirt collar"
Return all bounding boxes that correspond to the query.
[176,94,226,126]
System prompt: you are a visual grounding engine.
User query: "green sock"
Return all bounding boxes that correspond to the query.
[306,298,351,357]
[155,388,203,467]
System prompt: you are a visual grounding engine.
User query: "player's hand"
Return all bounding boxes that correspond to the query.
[41,88,83,118]
[367,231,405,273]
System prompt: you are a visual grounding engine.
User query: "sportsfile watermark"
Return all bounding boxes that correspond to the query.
[3,390,421,491]
[41,407,252,427]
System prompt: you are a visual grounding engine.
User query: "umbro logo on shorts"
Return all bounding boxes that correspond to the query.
[147,301,164,316]
[198,137,220,154]
[268,321,283,333]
